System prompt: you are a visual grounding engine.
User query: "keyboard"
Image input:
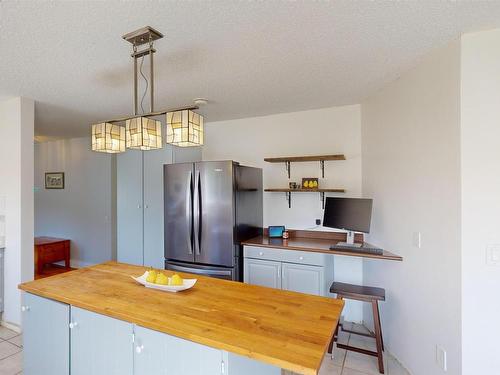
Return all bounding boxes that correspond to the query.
[329,244,384,255]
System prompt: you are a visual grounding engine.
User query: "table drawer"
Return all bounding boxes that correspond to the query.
[243,246,284,262]
[281,250,328,266]
[37,243,67,262]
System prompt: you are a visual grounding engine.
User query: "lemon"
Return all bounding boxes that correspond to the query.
[146,269,157,283]
[313,180,318,187]
[170,274,183,286]
[155,273,169,285]
[303,181,309,188]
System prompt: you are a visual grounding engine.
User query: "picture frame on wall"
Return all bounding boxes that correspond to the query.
[45,172,65,189]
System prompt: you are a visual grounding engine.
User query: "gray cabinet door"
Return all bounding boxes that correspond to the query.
[244,258,282,289]
[117,149,144,265]
[226,352,281,375]
[134,325,222,375]
[173,146,202,164]
[70,307,133,375]
[282,263,324,296]
[22,293,70,375]
[143,146,173,269]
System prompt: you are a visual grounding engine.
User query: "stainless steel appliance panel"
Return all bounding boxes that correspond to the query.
[235,165,263,244]
[194,161,235,267]
[165,261,236,281]
[164,163,194,263]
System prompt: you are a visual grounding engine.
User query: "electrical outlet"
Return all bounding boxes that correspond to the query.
[486,244,500,266]
[436,346,447,371]
[315,219,321,226]
[412,232,421,248]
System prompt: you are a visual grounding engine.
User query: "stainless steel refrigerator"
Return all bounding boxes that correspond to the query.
[164,161,262,281]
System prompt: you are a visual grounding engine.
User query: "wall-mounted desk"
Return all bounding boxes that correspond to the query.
[242,235,402,262]
[242,230,402,297]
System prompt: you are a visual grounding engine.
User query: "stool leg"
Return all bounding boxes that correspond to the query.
[328,323,338,354]
[372,300,384,374]
[377,302,385,352]
[328,295,343,355]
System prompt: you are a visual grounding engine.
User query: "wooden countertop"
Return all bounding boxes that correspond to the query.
[19,261,343,375]
[242,235,403,261]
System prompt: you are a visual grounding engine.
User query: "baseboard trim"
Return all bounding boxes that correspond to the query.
[1,320,22,334]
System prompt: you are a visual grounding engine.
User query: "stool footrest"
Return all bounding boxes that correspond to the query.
[340,324,375,339]
[342,328,375,339]
[337,343,379,358]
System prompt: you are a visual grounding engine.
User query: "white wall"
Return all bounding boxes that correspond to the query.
[203,105,364,322]
[361,40,461,375]
[0,97,34,327]
[34,137,114,267]
[461,29,500,374]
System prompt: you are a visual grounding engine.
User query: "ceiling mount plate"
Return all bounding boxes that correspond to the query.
[123,26,164,46]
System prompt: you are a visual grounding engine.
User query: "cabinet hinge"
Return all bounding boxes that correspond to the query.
[131,333,135,343]
[221,360,225,374]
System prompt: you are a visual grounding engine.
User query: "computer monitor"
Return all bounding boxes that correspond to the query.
[323,197,373,247]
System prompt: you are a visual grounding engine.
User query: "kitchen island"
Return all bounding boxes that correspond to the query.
[19,261,343,375]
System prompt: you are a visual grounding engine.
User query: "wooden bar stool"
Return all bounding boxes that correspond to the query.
[328,282,386,374]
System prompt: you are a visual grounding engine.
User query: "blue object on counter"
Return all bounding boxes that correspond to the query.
[268,226,285,238]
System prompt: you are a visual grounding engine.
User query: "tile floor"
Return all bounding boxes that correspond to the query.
[0,327,22,375]
[284,323,411,375]
[0,323,410,375]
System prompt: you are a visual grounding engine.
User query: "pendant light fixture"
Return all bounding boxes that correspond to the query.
[90,26,204,153]
[166,109,204,147]
[91,122,126,153]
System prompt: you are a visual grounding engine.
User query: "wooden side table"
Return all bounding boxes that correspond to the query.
[34,237,70,275]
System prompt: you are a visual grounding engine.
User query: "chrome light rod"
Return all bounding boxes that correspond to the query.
[96,104,199,125]
[123,26,164,116]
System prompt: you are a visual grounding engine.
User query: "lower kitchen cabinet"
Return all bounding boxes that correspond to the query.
[134,325,222,375]
[282,262,324,296]
[243,246,333,297]
[226,352,281,375]
[22,293,70,375]
[70,306,133,375]
[243,258,282,289]
[22,292,282,375]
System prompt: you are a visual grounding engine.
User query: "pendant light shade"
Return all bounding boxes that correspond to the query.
[166,110,204,147]
[91,123,126,153]
[126,117,163,150]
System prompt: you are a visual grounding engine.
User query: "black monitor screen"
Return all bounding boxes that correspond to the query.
[323,197,373,233]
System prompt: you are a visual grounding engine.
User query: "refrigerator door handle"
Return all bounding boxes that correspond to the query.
[193,169,201,255]
[186,171,193,255]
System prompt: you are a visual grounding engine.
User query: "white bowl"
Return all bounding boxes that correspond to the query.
[131,271,197,293]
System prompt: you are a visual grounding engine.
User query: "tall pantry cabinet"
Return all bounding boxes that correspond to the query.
[117,146,202,269]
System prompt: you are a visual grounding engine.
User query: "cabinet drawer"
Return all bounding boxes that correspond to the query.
[38,244,66,262]
[243,246,284,262]
[282,250,328,267]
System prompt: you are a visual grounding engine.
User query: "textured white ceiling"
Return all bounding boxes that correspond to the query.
[1,1,500,138]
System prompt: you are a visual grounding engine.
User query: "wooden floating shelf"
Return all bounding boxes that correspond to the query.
[264,154,346,163]
[265,188,346,193]
[265,188,346,208]
[264,154,346,178]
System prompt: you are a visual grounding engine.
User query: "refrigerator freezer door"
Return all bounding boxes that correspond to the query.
[194,161,235,267]
[164,163,194,263]
[165,261,236,281]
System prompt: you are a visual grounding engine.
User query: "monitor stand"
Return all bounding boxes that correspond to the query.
[335,231,362,248]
